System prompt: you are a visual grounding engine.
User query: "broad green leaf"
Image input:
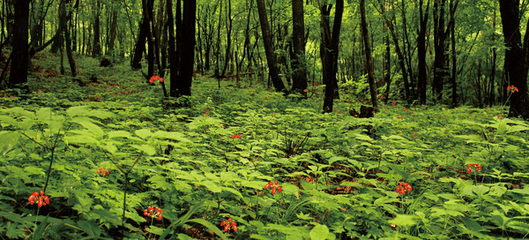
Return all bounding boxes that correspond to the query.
[72,117,105,138]
[310,224,329,240]
[135,129,152,139]
[131,144,156,155]
[108,131,132,139]
[389,214,417,227]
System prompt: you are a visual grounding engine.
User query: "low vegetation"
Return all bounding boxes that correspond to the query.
[1,54,529,239]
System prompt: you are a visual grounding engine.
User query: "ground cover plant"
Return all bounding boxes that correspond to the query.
[1,53,529,239]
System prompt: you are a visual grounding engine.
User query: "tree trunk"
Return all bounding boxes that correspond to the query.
[450,0,459,107]
[8,0,30,91]
[93,1,101,56]
[292,0,308,96]
[131,0,150,69]
[220,0,232,77]
[171,0,196,97]
[433,0,448,103]
[107,9,118,55]
[360,0,378,108]
[62,0,76,77]
[499,0,529,119]
[255,0,286,93]
[417,0,430,104]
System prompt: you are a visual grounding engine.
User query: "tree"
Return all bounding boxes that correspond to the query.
[255,0,286,93]
[8,0,30,90]
[360,0,378,108]
[320,0,344,113]
[170,0,197,98]
[433,0,448,102]
[291,0,308,96]
[499,0,529,119]
[417,0,430,104]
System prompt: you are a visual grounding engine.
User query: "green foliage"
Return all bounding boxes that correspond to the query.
[2,55,529,239]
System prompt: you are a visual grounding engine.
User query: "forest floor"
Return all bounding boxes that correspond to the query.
[1,52,529,239]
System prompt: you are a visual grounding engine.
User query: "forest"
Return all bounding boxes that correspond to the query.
[1,0,529,239]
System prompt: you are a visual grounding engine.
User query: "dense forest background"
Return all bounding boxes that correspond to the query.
[1,0,529,117]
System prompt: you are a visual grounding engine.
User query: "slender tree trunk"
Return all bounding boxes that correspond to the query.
[256,0,286,93]
[63,0,76,77]
[360,0,378,108]
[93,1,101,56]
[107,9,118,55]
[8,0,30,91]
[433,0,448,103]
[450,0,459,107]
[220,0,232,77]
[489,6,496,106]
[417,0,430,104]
[131,0,150,69]
[292,0,308,96]
[145,0,155,78]
[320,0,344,112]
[499,0,529,119]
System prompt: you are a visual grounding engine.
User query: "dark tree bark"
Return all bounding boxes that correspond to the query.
[93,1,102,56]
[8,0,30,90]
[62,0,77,77]
[499,0,529,119]
[417,0,430,104]
[131,0,151,69]
[433,0,449,103]
[320,0,344,113]
[292,0,308,96]
[170,0,196,97]
[220,0,232,78]
[380,1,391,104]
[360,0,378,108]
[107,9,118,55]
[256,0,286,93]
[450,0,459,107]
[145,0,155,78]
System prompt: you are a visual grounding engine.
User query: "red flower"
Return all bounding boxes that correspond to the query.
[97,167,110,177]
[412,134,418,138]
[28,190,49,207]
[404,109,408,112]
[37,90,42,93]
[220,217,237,232]
[396,182,412,195]
[397,116,404,120]
[231,134,242,139]
[507,85,519,93]
[466,163,482,174]
[264,181,282,194]
[144,206,163,220]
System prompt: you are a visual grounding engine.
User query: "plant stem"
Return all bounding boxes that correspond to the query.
[122,173,128,239]
[43,148,55,193]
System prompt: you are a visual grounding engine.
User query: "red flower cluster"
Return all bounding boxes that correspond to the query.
[412,134,418,138]
[467,163,482,174]
[144,206,163,220]
[28,190,49,207]
[149,75,164,84]
[264,181,282,195]
[507,85,519,93]
[220,217,237,232]
[205,109,209,115]
[397,116,404,120]
[97,167,109,177]
[396,182,412,195]
[231,134,242,139]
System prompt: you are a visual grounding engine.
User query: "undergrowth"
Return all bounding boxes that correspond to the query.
[1,53,529,239]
